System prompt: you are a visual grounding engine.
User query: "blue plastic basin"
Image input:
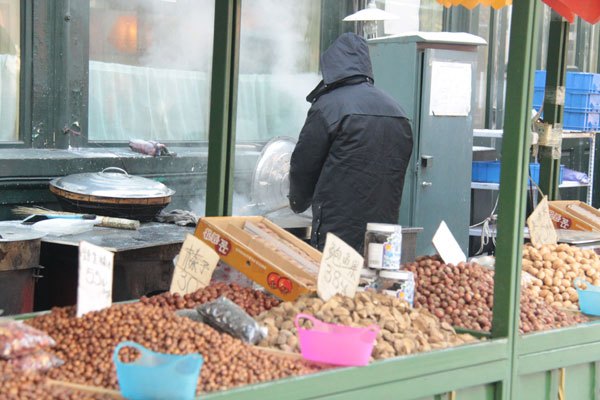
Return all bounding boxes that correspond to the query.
[574,278,600,317]
[114,342,203,400]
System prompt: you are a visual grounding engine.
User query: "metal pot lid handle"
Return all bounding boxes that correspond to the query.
[100,167,130,177]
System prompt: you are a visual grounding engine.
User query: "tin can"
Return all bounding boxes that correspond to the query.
[364,223,402,270]
[357,268,378,292]
[378,270,415,307]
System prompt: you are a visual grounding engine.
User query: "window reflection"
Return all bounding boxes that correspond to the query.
[88,0,214,141]
[0,0,19,141]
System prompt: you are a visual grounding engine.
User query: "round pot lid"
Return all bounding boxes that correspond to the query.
[49,167,176,199]
[0,226,46,242]
[251,136,296,213]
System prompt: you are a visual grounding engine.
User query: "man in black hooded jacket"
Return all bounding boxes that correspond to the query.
[289,32,413,253]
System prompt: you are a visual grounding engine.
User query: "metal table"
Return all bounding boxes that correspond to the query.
[35,222,194,310]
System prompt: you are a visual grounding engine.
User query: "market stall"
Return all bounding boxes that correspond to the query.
[3,1,600,400]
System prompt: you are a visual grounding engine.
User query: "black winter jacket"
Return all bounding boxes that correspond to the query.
[289,33,413,253]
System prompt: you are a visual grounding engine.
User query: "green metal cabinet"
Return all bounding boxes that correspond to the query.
[369,33,485,256]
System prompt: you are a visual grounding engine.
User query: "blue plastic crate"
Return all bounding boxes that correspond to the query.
[534,70,546,89]
[567,73,600,93]
[535,70,600,93]
[533,90,600,111]
[560,164,564,184]
[564,109,600,131]
[533,88,544,109]
[565,92,600,110]
[472,162,564,185]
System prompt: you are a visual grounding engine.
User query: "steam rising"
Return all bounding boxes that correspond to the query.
[90,0,321,220]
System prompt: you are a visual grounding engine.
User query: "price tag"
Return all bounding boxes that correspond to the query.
[432,221,466,265]
[317,233,363,301]
[77,241,114,318]
[527,195,558,246]
[170,234,220,296]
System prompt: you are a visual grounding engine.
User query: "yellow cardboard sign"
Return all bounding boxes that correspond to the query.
[317,233,363,301]
[170,233,220,295]
[527,196,558,246]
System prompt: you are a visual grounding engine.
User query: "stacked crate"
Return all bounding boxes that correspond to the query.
[471,161,564,185]
[533,70,600,131]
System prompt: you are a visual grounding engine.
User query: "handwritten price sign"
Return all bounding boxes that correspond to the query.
[77,241,114,317]
[527,195,558,246]
[170,234,219,296]
[317,233,364,301]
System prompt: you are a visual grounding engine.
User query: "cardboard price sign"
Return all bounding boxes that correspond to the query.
[77,241,114,318]
[432,221,467,265]
[170,233,220,295]
[527,195,558,246]
[317,233,363,301]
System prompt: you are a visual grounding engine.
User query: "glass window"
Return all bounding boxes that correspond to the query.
[231,0,446,220]
[88,0,215,142]
[383,0,444,35]
[472,6,491,129]
[0,0,19,141]
[232,0,321,219]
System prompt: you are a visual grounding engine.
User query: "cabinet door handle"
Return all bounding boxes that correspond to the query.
[422,181,432,187]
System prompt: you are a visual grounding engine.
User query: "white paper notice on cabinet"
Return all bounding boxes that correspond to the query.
[429,61,472,116]
[77,241,114,318]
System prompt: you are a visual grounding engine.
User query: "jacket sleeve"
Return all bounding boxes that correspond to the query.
[289,108,331,213]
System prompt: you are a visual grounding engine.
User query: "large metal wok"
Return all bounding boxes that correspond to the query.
[49,167,175,222]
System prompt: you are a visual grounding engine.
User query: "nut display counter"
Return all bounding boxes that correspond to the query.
[4,240,600,400]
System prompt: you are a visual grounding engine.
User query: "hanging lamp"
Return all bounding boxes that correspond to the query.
[343,0,400,39]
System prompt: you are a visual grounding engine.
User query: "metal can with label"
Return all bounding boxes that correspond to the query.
[364,223,402,270]
[378,270,415,307]
[357,268,378,292]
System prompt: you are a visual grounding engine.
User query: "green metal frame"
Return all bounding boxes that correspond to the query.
[18,0,32,148]
[492,1,540,399]
[198,341,508,399]
[205,0,241,217]
[539,11,569,200]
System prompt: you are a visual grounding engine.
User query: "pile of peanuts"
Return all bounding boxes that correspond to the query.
[140,282,280,316]
[26,302,320,394]
[522,243,600,309]
[0,361,109,400]
[405,256,588,333]
[256,291,479,360]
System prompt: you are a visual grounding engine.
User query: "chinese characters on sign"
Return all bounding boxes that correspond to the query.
[317,233,363,301]
[170,234,220,296]
[549,209,572,230]
[77,241,115,317]
[203,227,232,255]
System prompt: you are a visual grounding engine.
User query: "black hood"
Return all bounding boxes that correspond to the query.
[307,33,374,103]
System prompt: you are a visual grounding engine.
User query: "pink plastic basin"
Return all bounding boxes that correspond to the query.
[294,313,379,366]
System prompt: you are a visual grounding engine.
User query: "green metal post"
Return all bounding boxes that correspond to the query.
[484,8,496,129]
[491,0,539,399]
[205,0,241,217]
[539,11,569,200]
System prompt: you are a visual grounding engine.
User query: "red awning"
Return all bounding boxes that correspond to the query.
[541,0,600,23]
